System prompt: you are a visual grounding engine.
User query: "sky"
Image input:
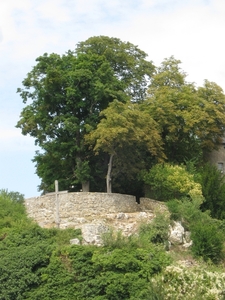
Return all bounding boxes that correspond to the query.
[0,0,225,198]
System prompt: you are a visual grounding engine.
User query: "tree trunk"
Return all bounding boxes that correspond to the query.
[106,154,114,193]
[82,181,90,192]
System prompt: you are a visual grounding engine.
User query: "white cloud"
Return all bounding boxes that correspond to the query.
[36,0,71,22]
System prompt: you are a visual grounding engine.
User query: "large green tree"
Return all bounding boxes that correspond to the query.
[75,36,155,101]
[16,36,154,193]
[145,56,225,163]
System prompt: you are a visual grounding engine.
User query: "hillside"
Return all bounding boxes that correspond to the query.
[1,189,225,299]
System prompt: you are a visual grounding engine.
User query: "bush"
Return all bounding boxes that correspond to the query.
[190,221,224,264]
[198,163,225,219]
[139,213,170,245]
[142,163,203,201]
[167,196,209,227]
[0,189,24,202]
[101,228,129,249]
[0,189,29,234]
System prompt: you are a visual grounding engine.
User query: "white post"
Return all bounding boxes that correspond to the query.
[55,180,60,228]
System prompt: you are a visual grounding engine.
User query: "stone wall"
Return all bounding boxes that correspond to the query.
[25,192,143,228]
[139,197,168,213]
[25,193,184,247]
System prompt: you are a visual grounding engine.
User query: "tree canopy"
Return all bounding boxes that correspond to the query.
[85,100,164,192]
[144,56,225,163]
[16,38,225,195]
[16,36,154,193]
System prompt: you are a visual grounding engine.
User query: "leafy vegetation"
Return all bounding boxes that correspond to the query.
[198,163,225,219]
[16,36,154,193]
[142,163,203,201]
[0,190,172,299]
[2,186,225,298]
[11,34,225,297]
[16,37,225,195]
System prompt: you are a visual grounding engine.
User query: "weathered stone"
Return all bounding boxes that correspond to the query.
[183,240,193,249]
[169,221,185,245]
[80,223,109,246]
[117,212,128,219]
[70,238,80,245]
[138,212,148,218]
[184,231,191,243]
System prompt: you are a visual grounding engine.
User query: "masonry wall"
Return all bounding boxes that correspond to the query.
[25,192,141,228]
[207,144,225,173]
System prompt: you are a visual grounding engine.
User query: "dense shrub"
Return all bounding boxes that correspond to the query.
[198,163,225,219]
[25,241,171,300]
[139,213,170,245]
[167,196,209,229]
[0,189,25,202]
[167,197,225,264]
[190,221,224,264]
[142,163,202,201]
[0,189,28,233]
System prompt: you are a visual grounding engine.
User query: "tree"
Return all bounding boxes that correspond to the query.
[75,35,155,101]
[145,56,225,163]
[16,37,154,193]
[85,100,164,193]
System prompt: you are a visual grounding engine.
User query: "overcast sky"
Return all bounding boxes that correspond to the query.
[0,0,225,198]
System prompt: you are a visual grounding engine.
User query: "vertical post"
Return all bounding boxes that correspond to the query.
[55,180,60,228]
[106,154,114,193]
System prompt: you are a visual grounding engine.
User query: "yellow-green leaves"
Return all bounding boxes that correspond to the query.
[85,100,164,159]
[145,58,225,163]
[142,163,203,201]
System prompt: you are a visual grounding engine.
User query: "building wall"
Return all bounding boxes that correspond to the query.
[207,144,225,173]
[25,192,164,228]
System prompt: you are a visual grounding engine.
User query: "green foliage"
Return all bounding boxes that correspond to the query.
[167,196,210,230]
[0,224,54,299]
[0,188,24,202]
[190,221,224,264]
[101,228,129,249]
[0,225,81,300]
[198,163,225,219]
[76,35,155,101]
[17,36,154,194]
[142,163,203,201]
[2,187,225,298]
[0,241,52,299]
[74,158,91,184]
[0,189,29,234]
[146,57,225,163]
[85,100,164,192]
[167,196,225,264]
[139,213,170,246]
[31,241,170,300]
